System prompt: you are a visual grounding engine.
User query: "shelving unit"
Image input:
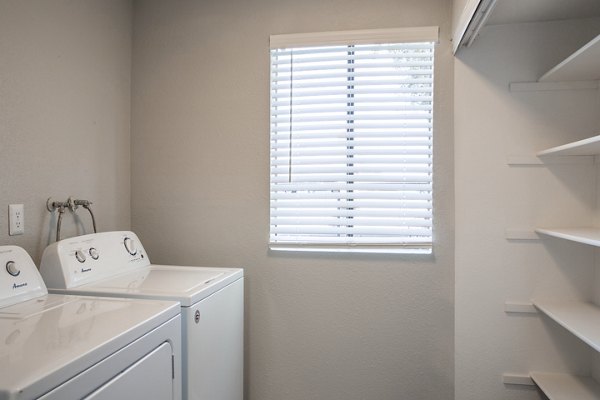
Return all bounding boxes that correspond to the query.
[536,228,600,248]
[531,372,600,400]
[533,299,600,352]
[538,134,600,157]
[539,34,600,82]
[526,29,600,400]
[452,1,600,397]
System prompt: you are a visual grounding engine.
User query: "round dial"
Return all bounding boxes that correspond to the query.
[124,237,137,256]
[6,261,20,277]
[89,247,99,260]
[75,250,86,263]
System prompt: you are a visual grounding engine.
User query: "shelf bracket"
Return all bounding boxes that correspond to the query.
[505,229,539,241]
[503,373,535,386]
[505,302,537,314]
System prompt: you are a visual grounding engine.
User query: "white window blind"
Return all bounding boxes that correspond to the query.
[269,29,435,254]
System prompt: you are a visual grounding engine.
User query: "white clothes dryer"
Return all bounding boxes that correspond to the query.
[39,231,243,400]
[0,245,182,400]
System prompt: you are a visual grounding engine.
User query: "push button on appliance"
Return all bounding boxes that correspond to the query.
[124,237,137,256]
[89,247,99,260]
[6,261,20,277]
[75,250,86,263]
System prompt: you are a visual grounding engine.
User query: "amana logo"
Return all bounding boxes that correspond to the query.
[12,282,27,289]
[81,268,92,273]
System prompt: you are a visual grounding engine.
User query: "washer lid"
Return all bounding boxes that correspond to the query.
[0,293,179,400]
[57,265,244,306]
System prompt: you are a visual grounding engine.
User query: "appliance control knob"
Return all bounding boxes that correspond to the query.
[89,247,99,260]
[124,238,137,256]
[6,261,20,277]
[75,250,86,263]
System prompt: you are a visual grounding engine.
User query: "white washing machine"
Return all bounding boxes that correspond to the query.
[39,231,244,400]
[0,245,182,400]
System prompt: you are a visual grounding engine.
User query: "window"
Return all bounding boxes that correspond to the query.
[269,27,437,254]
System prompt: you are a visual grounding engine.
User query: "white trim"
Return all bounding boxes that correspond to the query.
[506,155,594,166]
[502,374,535,386]
[270,26,439,49]
[269,40,434,254]
[270,244,432,255]
[509,80,599,92]
[504,302,537,314]
[452,0,481,54]
[463,0,497,48]
[504,229,539,240]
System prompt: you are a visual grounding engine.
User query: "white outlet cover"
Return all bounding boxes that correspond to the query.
[8,204,24,236]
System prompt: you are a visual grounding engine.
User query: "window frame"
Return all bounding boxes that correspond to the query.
[269,27,439,254]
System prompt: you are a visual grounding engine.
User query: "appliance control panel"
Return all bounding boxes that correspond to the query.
[40,231,151,289]
[0,246,47,308]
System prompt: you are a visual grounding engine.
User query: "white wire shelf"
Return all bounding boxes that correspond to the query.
[538,135,600,157]
[531,372,600,400]
[533,299,600,352]
[536,228,600,247]
[539,34,600,82]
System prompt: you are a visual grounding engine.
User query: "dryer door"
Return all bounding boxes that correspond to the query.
[84,342,173,400]
[183,277,244,400]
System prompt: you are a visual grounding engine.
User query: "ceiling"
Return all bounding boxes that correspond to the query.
[487,0,600,25]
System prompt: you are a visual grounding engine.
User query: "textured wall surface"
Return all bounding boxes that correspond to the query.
[0,0,133,261]
[131,1,454,399]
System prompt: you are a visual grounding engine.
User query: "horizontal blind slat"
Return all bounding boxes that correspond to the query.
[271,209,432,218]
[272,123,432,134]
[272,105,432,115]
[272,113,432,124]
[271,52,433,66]
[271,131,431,140]
[271,148,432,157]
[271,217,432,227]
[273,61,434,73]
[270,175,431,184]
[271,79,432,91]
[270,198,431,207]
[272,42,434,56]
[271,93,433,105]
[271,157,431,166]
[271,87,433,98]
[271,182,431,191]
[271,137,431,147]
[271,165,431,174]
[270,226,431,235]
[271,188,431,199]
[272,70,433,83]
[270,236,432,245]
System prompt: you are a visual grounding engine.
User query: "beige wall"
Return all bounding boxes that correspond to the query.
[0,0,133,261]
[132,1,454,399]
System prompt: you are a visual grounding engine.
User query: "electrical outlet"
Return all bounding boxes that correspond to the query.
[9,204,24,236]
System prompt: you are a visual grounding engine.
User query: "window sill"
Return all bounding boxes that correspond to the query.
[269,244,432,255]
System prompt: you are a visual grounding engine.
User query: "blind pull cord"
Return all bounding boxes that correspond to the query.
[288,50,294,183]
